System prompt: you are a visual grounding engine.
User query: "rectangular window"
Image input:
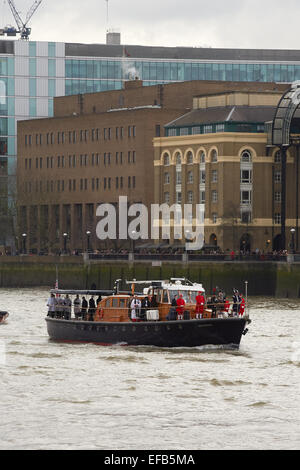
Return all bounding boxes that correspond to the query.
[241,190,252,204]
[212,170,218,183]
[274,171,282,183]
[241,169,252,183]
[274,213,281,225]
[212,190,218,203]
[274,191,282,203]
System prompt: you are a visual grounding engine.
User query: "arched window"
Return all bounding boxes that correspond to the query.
[211,149,218,163]
[200,151,206,163]
[187,151,193,165]
[163,153,170,166]
[176,153,182,165]
[241,149,252,163]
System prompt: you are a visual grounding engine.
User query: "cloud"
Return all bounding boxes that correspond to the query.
[2,0,300,50]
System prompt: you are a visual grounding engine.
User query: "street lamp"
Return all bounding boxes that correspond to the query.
[22,233,27,254]
[63,233,68,254]
[131,230,136,252]
[86,230,91,252]
[290,228,296,254]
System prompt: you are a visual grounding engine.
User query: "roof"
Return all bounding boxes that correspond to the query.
[65,42,300,62]
[165,106,277,127]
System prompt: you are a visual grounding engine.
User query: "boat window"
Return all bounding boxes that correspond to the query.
[112,298,119,308]
[170,290,179,303]
[179,291,197,303]
[105,298,111,307]
[119,299,126,308]
[162,289,169,303]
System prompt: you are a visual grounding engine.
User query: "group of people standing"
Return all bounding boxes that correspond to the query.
[129,294,158,322]
[47,293,102,321]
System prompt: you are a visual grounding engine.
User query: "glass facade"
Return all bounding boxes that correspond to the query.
[64,59,300,96]
[165,121,266,137]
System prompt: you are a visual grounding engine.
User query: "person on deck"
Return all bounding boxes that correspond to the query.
[81,296,88,320]
[232,290,241,317]
[64,294,72,320]
[73,294,81,320]
[195,291,205,319]
[239,295,245,316]
[130,296,141,322]
[141,295,151,320]
[88,296,96,321]
[47,293,56,318]
[176,294,185,320]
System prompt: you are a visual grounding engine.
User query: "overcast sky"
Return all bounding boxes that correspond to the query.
[1,0,300,50]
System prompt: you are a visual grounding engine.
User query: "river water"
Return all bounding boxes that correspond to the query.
[0,287,299,450]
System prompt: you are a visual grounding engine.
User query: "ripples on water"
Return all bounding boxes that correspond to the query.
[0,288,299,450]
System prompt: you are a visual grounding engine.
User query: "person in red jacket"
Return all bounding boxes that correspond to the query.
[176,294,185,320]
[195,291,205,319]
[239,296,245,316]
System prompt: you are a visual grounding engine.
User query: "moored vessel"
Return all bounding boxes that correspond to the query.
[45,278,251,348]
[0,311,9,323]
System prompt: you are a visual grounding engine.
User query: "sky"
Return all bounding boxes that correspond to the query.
[1,0,300,50]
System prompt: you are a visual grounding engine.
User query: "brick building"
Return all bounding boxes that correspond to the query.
[17,79,288,253]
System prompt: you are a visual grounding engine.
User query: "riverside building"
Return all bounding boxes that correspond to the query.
[153,90,300,253]
[17,79,288,254]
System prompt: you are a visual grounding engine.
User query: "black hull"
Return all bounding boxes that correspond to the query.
[45,317,250,348]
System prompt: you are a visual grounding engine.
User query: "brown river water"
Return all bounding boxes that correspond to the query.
[0,287,299,450]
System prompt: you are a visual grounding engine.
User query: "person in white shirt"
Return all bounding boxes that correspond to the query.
[47,293,56,318]
[130,296,141,322]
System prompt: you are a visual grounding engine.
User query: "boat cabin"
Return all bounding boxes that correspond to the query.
[94,278,206,323]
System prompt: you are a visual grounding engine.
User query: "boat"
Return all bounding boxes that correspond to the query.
[45,278,251,348]
[0,311,9,323]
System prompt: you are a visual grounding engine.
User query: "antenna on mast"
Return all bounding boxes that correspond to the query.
[105,0,109,31]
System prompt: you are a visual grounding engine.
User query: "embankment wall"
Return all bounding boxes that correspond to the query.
[0,257,300,297]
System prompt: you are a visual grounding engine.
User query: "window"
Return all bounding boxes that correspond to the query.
[187,191,193,203]
[211,149,218,162]
[176,153,182,165]
[275,151,281,163]
[164,192,170,204]
[212,213,218,224]
[212,170,218,183]
[187,171,193,184]
[200,170,206,183]
[187,152,193,165]
[274,191,282,203]
[241,190,252,204]
[241,211,252,223]
[200,191,205,204]
[204,125,213,134]
[274,213,281,224]
[240,169,252,183]
[216,124,225,132]
[163,153,170,166]
[176,192,182,204]
[241,150,252,163]
[274,171,282,183]
[212,190,218,203]
[176,172,182,184]
[164,172,170,184]
[199,151,206,163]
